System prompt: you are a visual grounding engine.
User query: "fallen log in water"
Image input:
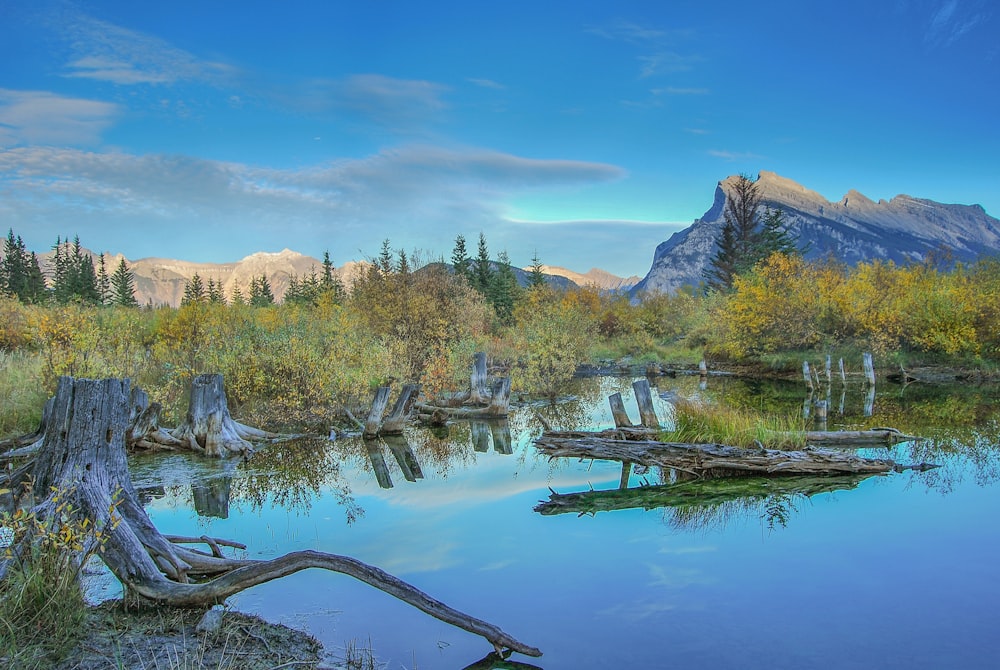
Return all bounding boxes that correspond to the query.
[535,474,874,516]
[533,434,938,478]
[798,428,922,446]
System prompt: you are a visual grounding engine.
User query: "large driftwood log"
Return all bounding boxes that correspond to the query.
[170,374,276,457]
[0,377,540,658]
[534,434,938,478]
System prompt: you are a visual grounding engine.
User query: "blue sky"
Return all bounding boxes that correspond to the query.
[1,0,997,276]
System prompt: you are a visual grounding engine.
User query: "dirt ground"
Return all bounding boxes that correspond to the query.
[53,603,331,670]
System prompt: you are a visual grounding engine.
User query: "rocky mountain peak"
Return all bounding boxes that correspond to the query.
[633,172,1000,295]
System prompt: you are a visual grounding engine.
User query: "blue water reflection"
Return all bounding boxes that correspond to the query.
[130,375,1000,669]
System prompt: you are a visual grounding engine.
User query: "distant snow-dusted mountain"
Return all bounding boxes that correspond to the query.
[530,265,641,292]
[634,171,1000,294]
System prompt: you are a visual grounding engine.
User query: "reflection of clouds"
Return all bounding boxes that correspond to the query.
[479,559,516,572]
[596,599,678,622]
[647,563,715,589]
[658,545,718,555]
[373,540,461,576]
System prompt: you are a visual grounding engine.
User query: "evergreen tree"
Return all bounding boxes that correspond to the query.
[97,254,111,305]
[319,251,345,303]
[703,173,799,291]
[69,237,100,305]
[396,248,411,276]
[230,282,246,306]
[109,258,138,307]
[377,239,394,276]
[451,234,472,284]
[25,252,46,303]
[491,250,520,324]
[2,229,27,300]
[182,273,206,305]
[206,277,225,304]
[527,251,547,289]
[249,274,274,306]
[473,232,492,294]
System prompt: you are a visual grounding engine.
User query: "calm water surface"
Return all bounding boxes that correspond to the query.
[126,375,1000,669]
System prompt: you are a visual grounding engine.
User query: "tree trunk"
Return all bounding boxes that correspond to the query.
[632,379,660,428]
[127,385,184,450]
[363,386,393,439]
[468,352,490,405]
[170,374,274,457]
[2,377,541,658]
[380,384,420,435]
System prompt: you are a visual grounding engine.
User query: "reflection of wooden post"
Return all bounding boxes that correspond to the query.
[609,393,634,428]
[814,400,828,431]
[365,441,393,488]
[838,388,846,415]
[470,352,489,404]
[364,386,392,439]
[192,476,232,519]
[803,393,812,420]
[863,353,875,388]
[381,384,420,435]
[864,386,876,417]
[384,434,423,482]
[803,361,814,392]
[489,420,513,455]
[486,377,511,416]
[825,355,832,386]
[471,421,491,452]
[619,462,632,490]
[632,379,659,428]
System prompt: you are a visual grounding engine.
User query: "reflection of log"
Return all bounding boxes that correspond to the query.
[534,434,938,477]
[192,476,233,519]
[381,384,420,435]
[800,428,921,446]
[535,474,875,516]
[385,435,423,482]
[366,441,393,488]
[3,377,539,658]
[171,374,276,457]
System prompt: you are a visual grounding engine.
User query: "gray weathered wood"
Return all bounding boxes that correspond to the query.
[381,384,420,435]
[469,352,490,405]
[364,386,393,439]
[632,379,660,428]
[171,374,275,457]
[608,393,634,428]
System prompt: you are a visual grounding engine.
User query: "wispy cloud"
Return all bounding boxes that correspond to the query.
[57,11,236,86]
[0,89,121,146]
[708,149,763,162]
[467,77,506,90]
[921,0,989,47]
[588,19,700,78]
[653,87,709,96]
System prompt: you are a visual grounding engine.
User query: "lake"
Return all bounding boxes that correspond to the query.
[118,374,1000,669]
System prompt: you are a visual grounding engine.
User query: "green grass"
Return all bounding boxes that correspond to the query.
[666,400,809,449]
[0,351,48,439]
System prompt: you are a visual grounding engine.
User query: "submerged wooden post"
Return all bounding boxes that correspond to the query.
[471,421,491,452]
[803,361,814,392]
[365,441,393,488]
[385,435,423,482]
[608,393,634,428]
[381,384,420,435]
[469,352,489,405]
[863,353,876,388]
[632,379,660,428]
[490,420,513,455]
[364,386,393,439]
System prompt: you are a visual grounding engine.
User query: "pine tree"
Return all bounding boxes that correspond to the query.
[451,234,472,284]
[249,274,274,306]
[491,250,520,324]
[473,232,492,294]
[319,251,345,303]
[206,278,225,304]
[396,249,411,276]
[69,237,100,305]
[230,282,246,306]
[25,252,46,303]
[182,273,206,305]
[110,258,138,307]
[2,229,27,300]
[97,254,111,305]
[527,251,547,289]
[703,173,799,291]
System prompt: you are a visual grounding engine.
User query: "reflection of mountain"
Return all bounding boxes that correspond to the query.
[535,474,875,530]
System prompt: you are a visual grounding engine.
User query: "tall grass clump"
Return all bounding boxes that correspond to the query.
[667,400,808,449]
[0,350,46,438]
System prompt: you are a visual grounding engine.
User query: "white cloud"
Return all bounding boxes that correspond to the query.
[0,89,120,146]
[708,149,764,162]
[467,78,506,90]
[58,11,236,86]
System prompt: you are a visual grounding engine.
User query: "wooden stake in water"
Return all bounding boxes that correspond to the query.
[632,379,660,428]
[803,360,814,392]
[863,352,876,388]
[609,392,634,428]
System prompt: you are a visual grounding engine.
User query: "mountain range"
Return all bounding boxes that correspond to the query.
[634,171,1000,294]
[31,247,636,307]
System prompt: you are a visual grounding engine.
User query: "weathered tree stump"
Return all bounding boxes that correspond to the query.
[381,384,420,435]
[0,377,541,658]
[127,385,184,450]
[632,379,660,428]
[170,374,275,457]
[608,392,634,429]
[468,351,490,405]
[363,386,393,439]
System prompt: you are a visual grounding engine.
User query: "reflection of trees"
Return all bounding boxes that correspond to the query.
[235,437,363,523]
[192,475,231,518]
[535,474,875,531]
[898,420,1000,493]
